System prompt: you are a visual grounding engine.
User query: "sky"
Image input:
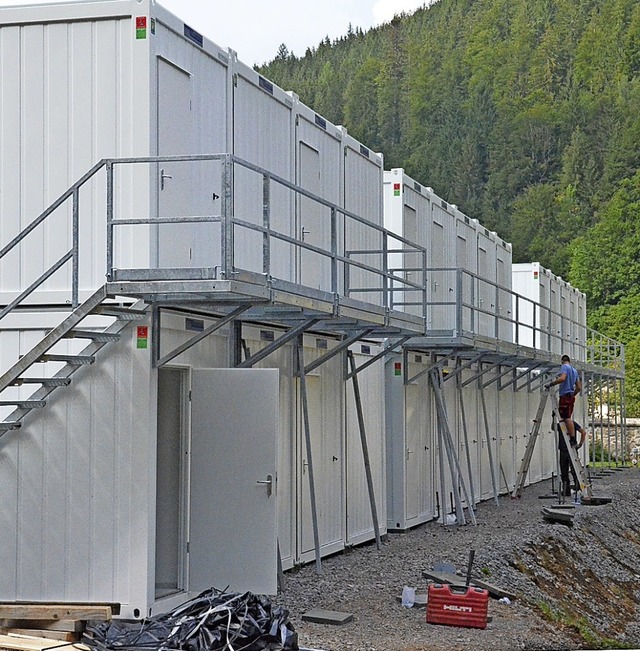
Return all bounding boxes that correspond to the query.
[0,0,427,66]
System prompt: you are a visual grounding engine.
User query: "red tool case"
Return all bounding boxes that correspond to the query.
[426,583,489,629]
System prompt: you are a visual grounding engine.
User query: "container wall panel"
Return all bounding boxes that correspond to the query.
[0,6,151,304]
[232,61,294,281]
[476,228,498,339]
[342,133,384,306]
[497,382,515,492]
[0,322,153,618]
[496,241,513,343]
[456,216,478,333]
[513,381,530,488]
[345,343,386,546]
[457,368,480,506]
[427,196,456,332]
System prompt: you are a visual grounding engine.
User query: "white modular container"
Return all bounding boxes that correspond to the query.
[230,56,295,280]
[561,281,587,361]
[385,353,436,531]
[496,238,513,343]
[426,192,456,332]
[341,130,384,306]
[455,212,478,334]
[383,169,433,316]
[476,226,499,339]
[576,289,588,362]
[0,0,159,303]
[346,341,387,546]
[512,263,560,352]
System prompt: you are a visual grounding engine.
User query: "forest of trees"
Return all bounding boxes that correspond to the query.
[259,0,640,415]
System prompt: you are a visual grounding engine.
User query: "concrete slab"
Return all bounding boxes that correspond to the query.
[302,609,354,626]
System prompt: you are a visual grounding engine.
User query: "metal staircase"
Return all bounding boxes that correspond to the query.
[0,286,146,434]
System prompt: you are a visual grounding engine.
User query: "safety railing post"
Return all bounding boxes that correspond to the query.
[455,269,463,337]
[422,249,427,333]
[382,231,389,311]
[72,187,80,308]
[331,207,338,295]
[221,155,233,278]
[262,173,271,277]
[106,161,114,282]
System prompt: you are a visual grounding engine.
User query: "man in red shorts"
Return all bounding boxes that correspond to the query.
[545,354,582,440]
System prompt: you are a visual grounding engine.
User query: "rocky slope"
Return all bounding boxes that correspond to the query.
[276,468,640,651]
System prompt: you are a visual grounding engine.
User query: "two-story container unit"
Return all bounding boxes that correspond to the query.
[0,0,394,621]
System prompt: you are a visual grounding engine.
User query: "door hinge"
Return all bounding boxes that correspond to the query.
[186,541,190,554]
[188,390,192,401]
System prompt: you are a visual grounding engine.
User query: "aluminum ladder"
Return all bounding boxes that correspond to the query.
[0,286,146,435]
[511,391,549,498]
[548,391,592,498]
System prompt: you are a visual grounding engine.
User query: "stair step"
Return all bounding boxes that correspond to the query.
[94,305,147,320]
[0,400,46,408]
[64,330,120,343]
[0,422,21,431]
[39,354,95,366]
[11,377,72,387]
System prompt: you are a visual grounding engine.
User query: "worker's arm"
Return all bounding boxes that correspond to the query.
[545,372,567,389]
[574,378,582,396]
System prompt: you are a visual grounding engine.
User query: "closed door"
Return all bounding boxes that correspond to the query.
[299,371,343,559]
[157,59,193,269]
[299,142,331,290]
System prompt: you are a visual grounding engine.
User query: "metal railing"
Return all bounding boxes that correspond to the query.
[0,153,625,376]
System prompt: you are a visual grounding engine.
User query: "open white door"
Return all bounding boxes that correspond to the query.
[189,368,278,595]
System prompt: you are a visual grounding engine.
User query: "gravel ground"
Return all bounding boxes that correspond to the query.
[275,468,640,651]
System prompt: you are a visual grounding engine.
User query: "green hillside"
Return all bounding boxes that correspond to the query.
[260,0,640,415]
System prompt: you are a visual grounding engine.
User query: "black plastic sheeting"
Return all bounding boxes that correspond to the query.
[83,588,298,651]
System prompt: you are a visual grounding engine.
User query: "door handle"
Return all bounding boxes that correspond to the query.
[160,168,173,190]
[256,474,273,497]
[301,226,311,240]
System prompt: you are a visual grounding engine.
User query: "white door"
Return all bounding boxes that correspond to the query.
[157,59,193,269]
[189,368,278,595]
[430,220,446,330]
[299,142,330,290]
[300,369,343,559]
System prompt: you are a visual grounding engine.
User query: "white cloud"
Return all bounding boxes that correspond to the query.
[372,0,425,24]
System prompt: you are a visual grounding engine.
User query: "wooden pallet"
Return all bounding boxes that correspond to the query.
[0,603,113,648]
[0,632,90,651]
